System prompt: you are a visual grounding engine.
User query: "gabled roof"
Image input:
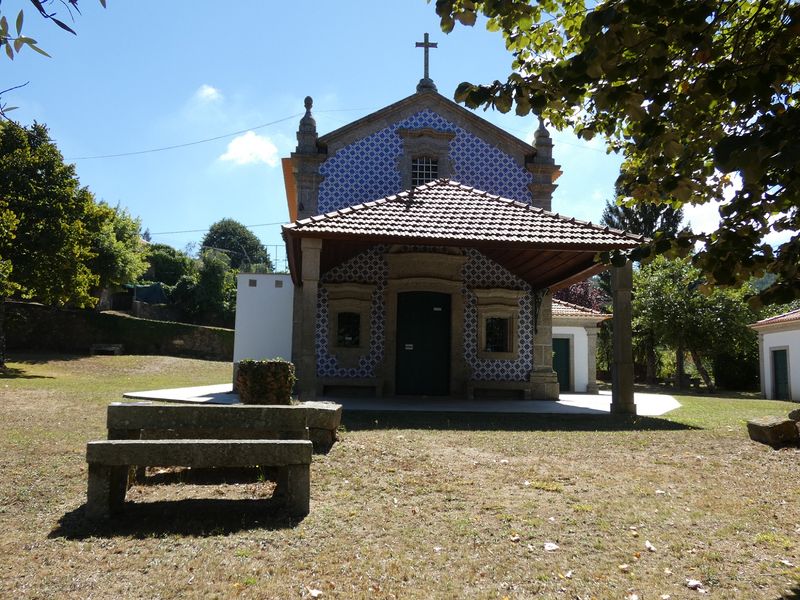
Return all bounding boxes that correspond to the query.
[552,298,611,321]
[283,179,644,290]
[283,179,643,248]
[317,90,535,156]
[751,307,800,330]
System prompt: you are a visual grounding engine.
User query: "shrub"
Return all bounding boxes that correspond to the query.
[236,359,297,405]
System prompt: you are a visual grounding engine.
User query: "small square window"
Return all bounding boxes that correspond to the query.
[411,156,438,186]
[336,312,361,348]
[485,317,511,353]
[248,279,257,287]
[274,279,283,288]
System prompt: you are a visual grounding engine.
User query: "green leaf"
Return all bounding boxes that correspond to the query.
[27,43,51,57]
[50,17,77,35]
[15,10,23,36]
[5,42,14,60]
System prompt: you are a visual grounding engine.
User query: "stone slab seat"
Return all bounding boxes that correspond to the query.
[85,439,313,519]
[107,402,310,441]
[467,380,532,401]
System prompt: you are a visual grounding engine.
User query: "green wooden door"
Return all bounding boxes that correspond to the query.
[553,337,571,392]
[772,349,790,400]
[395,292,451,395]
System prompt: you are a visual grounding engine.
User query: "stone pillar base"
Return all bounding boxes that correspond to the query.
[586,382,599,395]
[530,369,560,401]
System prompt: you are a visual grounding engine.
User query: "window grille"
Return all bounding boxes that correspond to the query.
[411,156,438,186]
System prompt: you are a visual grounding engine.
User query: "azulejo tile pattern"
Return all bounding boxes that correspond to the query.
[316,246,388,379]
[315,246,534,383]
[318,109,533,213]
[463,248,533,382]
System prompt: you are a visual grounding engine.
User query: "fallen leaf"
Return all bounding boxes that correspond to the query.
[544,542,559,552]
[686,579,703,590]
[645,540,656,552]
[664,568,673,575]
[500,459,509,465]
[660,595,671,599]
[779,559,795,567]
[433,546,443,553]
[564,570,573,579]
[308,589,323,598]
[626,594,639,600]
[618,564,630,572]
[655,489,666,495]
[510,534,520,542]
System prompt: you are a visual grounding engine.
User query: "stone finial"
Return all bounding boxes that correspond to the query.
[296,96,318,153]
[533,115,553,161]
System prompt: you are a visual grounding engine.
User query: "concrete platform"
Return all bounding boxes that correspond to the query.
[124,385,680,417]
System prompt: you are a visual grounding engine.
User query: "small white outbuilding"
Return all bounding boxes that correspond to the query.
[750,308,800,402]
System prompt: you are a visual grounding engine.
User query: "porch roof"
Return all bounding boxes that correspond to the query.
[282,179,644,289]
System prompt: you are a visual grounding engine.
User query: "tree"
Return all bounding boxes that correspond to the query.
[436,0,800,304]
[201,218,273,271]
[0,121,97,367]
[553,278,608,312]
[169,250,236,327]
[85,202,148,291]
[1,1,106,116]
[633,256,758,390]
[599,194,685,382]
[143,243,196,287]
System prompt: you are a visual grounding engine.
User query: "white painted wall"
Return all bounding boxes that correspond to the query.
[552,326,589,392]
[233,273,294,363]
[759,328,800,401]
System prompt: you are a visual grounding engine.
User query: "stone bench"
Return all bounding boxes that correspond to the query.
[467,380,532,400]
[90,343,123,356]
[85,439,312,519]
[107,402,310,442]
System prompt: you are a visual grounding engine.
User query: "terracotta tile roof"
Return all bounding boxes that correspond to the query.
[552,298,610,319]
[751,307,800,329]
[283,179,645,248]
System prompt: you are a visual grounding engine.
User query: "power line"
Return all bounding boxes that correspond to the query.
[67,107,376,161]
[149,221,286,236]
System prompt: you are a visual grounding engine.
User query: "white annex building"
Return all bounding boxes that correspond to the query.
[751,308,800,402]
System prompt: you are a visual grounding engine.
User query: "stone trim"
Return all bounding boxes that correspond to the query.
[324,283,375,370]
[397,129,454,189]
[383,250,468,396]
[473,288,525,361]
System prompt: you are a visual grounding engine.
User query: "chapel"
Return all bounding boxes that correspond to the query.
[264,37,641,406]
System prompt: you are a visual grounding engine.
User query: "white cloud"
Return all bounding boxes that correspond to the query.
[219,131,279,167]
[195,84,222,102]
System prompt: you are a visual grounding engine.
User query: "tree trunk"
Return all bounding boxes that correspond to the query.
[689,348,715,392]
[674,343,685,389]
[645,333,658,385]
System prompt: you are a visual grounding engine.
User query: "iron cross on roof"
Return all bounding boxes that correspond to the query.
[415,33,438,81]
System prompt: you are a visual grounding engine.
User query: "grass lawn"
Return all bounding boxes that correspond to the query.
[1,353,798,599]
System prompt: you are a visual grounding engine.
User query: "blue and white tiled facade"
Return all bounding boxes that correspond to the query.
[318,109,534,212]
[316,247,388,379]
[462,249,533,382]
[315,247,533,382]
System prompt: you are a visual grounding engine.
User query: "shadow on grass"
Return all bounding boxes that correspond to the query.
[342,411,699,432]
[50,466,302,539]
[779,584,800,600]
[0,366,54,380]
[49,496,300,540]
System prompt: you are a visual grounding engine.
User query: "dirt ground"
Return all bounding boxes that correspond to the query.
[1,355,798,599]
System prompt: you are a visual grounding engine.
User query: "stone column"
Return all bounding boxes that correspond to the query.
[297,237,322,401]
[586,326,600,394]
[611,261,636,414]
[530,294,560,400]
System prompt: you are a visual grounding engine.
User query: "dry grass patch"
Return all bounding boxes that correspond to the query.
[1,354,799,598]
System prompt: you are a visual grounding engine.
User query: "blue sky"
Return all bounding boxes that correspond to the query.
[7,1,627,269]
